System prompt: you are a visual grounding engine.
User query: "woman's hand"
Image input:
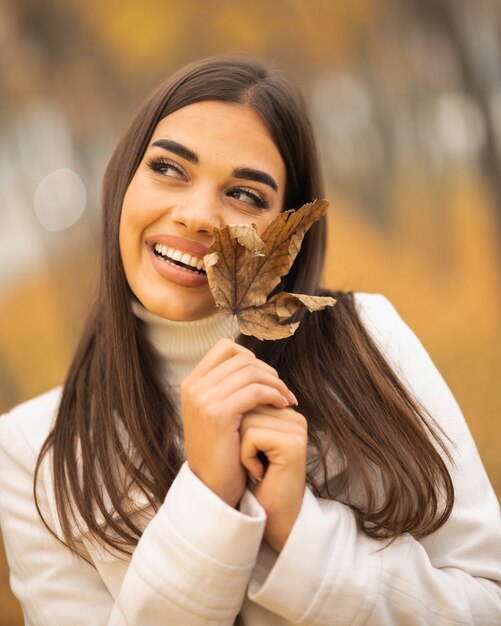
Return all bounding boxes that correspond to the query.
[239,405,308,553]
[180,338,297,508]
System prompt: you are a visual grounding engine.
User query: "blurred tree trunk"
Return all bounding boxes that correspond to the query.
[407,0,501,247]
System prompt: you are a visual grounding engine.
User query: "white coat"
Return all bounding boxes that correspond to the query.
[0,293,500,625]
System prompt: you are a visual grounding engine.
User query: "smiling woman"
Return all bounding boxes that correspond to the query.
[119,101,285,320]
[0,54,500,626]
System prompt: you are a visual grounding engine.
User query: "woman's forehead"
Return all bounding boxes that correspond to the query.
[149,101,286,178]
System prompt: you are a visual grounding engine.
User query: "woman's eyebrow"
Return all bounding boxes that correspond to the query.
[150,139,198,164]
[150,138,278,192]
[232,167,278,192]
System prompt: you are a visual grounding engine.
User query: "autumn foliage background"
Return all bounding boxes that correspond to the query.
[1,1,501,623]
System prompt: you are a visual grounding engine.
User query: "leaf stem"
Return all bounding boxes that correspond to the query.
[230,314,236,341]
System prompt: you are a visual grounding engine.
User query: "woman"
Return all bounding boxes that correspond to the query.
[0,54,500,625]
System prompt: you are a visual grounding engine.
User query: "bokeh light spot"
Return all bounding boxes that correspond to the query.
[33,168,87,231]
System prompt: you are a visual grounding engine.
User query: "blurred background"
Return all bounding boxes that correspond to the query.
[1,0,500,622]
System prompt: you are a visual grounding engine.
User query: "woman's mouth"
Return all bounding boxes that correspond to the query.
[147,241,209,288]
[151,242,206,275]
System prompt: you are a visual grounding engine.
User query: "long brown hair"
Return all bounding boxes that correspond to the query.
[35,54,453,558]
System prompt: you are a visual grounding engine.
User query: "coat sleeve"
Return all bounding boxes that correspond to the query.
[108,463,266,625]
[0,404,114,625]
[241,293,501,625]
[0,401,266,625]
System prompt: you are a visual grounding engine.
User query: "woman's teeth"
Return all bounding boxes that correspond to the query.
[153,243,206,273]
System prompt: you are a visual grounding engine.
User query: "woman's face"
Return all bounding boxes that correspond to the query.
[119,100,286,321]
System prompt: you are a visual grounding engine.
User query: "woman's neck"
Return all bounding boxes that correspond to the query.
[131,299,233,388]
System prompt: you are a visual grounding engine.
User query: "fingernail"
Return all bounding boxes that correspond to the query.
[289,392,299,406]
[249,473,262,485]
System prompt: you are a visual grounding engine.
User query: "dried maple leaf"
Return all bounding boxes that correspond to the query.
[204,199,337,340]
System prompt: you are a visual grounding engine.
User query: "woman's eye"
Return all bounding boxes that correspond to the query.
[146,157,185,178]
[228,187,269,209]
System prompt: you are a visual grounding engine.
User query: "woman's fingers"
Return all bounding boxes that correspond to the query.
[239,408,308,552]
[240,428,281,479]
[189,337,254,379]
[202,365,296,406]
[225,384,292,415]
[240,427,303,478]
[200,351,280,387]
[184,340,297,408]
[182,387,289,435]
[241,404,306,422]
[240,409,308,478]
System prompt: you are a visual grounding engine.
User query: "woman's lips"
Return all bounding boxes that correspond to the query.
[146,243,208,288]
[146,234,210,259]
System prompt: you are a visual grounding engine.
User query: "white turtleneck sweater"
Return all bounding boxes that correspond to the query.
[131,298,234,392]
[0,292,500,626]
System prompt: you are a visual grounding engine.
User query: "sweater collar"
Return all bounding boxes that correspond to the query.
[131,299,233,387]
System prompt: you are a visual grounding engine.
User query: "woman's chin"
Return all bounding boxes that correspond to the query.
[139,292,217,322]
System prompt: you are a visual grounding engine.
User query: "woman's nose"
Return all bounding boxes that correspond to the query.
[170,193,225,234]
